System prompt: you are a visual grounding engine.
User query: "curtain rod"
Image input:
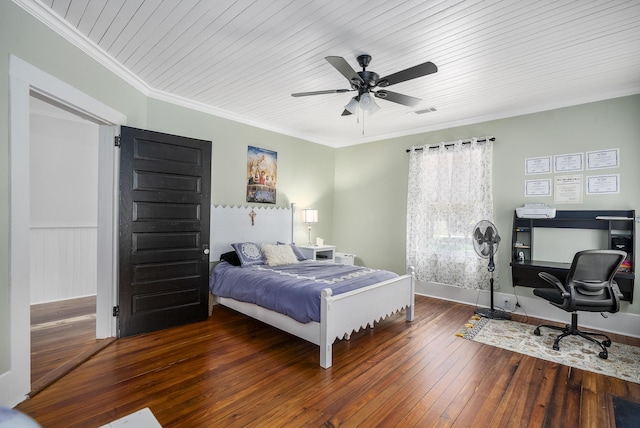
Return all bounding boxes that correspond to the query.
[405,136,495,152]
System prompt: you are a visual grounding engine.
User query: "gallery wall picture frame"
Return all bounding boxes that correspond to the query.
[586,174,620,194]
[525,156,552,175]
[586,148,619,170]
[554,152,583,173]
[246,146,277,204]
[525,179,552,197]
[554,174,583,204]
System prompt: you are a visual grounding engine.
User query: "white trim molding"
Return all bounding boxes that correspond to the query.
[2,55,125,407]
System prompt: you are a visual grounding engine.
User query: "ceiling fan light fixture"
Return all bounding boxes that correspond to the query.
[368,98,381,114]
[359,92,379,112]
[344,97,359,114]
[294,54,438,119]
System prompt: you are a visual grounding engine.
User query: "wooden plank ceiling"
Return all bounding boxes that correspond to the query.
[18,0,640,146]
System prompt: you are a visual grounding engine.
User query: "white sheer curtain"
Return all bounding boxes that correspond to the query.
[406,138,496,290]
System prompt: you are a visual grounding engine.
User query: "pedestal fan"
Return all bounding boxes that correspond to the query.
[472,220,511,320]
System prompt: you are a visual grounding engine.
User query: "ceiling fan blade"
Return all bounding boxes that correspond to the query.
[374,90,422,107]
[325,56,364,85]
[341,109,352,116]
[291,89,351,97]
[377,61,437,87]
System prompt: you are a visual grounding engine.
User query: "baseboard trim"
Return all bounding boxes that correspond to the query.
[416,281,640,339]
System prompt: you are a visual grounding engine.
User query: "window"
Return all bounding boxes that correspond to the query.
[406,139,496,289]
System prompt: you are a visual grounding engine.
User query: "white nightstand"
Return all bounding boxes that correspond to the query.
[298,245,336,262]
[335,252,355,265]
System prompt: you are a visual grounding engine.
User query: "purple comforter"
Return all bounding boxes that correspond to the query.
[209,260,398,323]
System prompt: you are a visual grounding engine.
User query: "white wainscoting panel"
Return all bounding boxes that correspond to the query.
[30,226,97,304]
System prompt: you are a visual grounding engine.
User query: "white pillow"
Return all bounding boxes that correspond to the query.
[261,243,299,266]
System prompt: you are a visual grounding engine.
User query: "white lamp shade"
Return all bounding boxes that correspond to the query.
[303,209,318,223]
[344,97,359,114]
[359,92,380,113]
[368,97,381,114]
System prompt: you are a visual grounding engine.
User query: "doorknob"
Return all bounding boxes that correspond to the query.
[203,248,210,255]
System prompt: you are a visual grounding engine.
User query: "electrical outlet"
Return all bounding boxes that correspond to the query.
[503,297,511,310]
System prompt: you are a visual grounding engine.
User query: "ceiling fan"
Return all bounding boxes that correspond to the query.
[291,54,437,116]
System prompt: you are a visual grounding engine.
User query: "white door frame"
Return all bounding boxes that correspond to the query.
[3,55,126,407]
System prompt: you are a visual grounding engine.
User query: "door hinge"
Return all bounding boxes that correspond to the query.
[114,135,121,147]
[112,306,120,316]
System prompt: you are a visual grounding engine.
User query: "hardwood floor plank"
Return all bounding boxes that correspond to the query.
[383,339,486,426]
[327,305,473,427]
[31,296,95,324]
[30,338,115,397]
[413,344,503,426]
[16,296,640,428]
[313,306,472,426]
[536,364,572,427]
[30,297,99,388]
[581,370,608,428]
[452,352,523,427]
[565,367,587,426]
[521,359,561,427]
[439,346,518,427]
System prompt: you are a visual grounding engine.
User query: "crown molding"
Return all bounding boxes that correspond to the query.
[12,0,337,147]
[12,0,151,94]
[13,1,640,149]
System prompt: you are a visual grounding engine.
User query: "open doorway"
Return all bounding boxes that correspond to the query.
[28,96,114,395]
[4,55,125,406]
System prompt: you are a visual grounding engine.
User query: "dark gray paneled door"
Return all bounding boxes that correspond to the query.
[118,126,211,337]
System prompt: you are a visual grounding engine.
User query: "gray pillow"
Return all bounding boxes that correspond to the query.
[231,242,266,267]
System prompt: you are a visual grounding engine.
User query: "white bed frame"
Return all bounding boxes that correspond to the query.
[210,204,415,368]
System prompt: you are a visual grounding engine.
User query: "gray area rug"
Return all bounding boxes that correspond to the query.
[458,316,640,384]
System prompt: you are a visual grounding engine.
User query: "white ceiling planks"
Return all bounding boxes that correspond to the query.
[16,0,640,146]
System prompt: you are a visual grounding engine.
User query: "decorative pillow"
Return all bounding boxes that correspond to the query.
[277,242,307,261]
[219,250,241,266]
[262,243,299,266]
[289,244,307,261]
[231,242,266,267]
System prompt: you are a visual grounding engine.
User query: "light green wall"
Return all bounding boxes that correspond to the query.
[333,137,411,271]
[334,94,640,315]
[145,99,336,242]
[0,2,333,376]
[2,0,639,379]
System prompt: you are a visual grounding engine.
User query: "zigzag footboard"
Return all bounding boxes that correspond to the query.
[319,267,415,368]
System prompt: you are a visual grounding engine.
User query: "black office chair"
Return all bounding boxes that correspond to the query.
[533,249,626,359]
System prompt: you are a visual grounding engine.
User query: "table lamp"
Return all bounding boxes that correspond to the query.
[303,209,318,246]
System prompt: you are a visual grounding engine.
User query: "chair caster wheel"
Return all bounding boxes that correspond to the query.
[599,351,608,359]
[603,339,611,347]
[534,327,541,336]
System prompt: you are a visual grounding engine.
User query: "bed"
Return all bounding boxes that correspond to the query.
[209,204,415,368]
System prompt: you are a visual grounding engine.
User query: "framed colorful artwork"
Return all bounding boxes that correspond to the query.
[246,146,277,204]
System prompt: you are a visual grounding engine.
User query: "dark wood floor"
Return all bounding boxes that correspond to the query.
[30,296,114,396]
[17,295,640,427]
